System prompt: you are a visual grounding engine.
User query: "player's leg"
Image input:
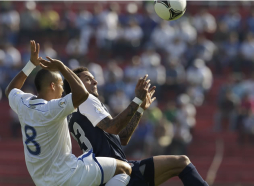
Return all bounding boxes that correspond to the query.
[153,155,209,186]
[96,157,131,186]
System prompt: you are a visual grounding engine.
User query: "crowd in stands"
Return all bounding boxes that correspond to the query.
[1,1,254,158]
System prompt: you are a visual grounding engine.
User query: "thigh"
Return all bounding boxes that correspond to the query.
[154,155,190,186]
[96,157,117,184]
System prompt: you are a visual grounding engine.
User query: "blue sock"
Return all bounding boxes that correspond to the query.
[178,163,209,186]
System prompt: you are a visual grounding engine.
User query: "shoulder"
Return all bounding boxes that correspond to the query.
[79,94,101,109]
[9,88,33,99]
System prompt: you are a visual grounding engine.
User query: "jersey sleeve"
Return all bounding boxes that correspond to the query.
[8,88,32,114]
[48,93,75,120]
[79,94,110,127]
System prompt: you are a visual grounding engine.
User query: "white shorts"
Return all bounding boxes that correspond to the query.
[64,150,116,186]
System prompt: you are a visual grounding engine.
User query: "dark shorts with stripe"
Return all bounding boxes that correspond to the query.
[127,157,155,186]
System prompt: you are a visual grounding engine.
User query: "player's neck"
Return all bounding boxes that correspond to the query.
[37,92,55,101]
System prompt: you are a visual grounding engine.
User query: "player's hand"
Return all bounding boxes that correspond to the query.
[140,86,156,110]
[135,74,150,101]
[30,40,40,66]
[39,57,64,71]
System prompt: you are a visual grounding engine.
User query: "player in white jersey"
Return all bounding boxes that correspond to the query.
[4,40,141,186]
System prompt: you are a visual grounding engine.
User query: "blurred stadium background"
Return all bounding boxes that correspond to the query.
[0,1,254,186]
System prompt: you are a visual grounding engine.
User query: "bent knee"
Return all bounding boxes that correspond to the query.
[178,155,191,167]
[115,161,132,176]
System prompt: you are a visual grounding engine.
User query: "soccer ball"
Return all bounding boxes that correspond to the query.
[154,0,186,21]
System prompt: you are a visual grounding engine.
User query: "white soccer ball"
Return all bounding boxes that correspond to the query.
[154,0,187,21]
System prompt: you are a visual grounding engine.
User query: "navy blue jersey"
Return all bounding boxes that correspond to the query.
[68,102,127,162]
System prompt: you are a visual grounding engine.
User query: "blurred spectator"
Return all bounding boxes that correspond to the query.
[66,37,81,56]
[241,111,254,145]
[3,43,21,68]
[123,19,143,51]
[222,32,240,71]
[164,101,177,123]
[237,93,254,144]
[214,90,239,131]
[96,3,119,52]
[20,1,41,31]
[40,41,57,59]
[151,117,174,155]
[140,4,158,45]
[0,2,20,44]
[140,47,161,68]
[61,6,77,30]
[222,7,241,31]
[170,94,195,155]
[124,55,145,81]
[187,86,204,107]
[162,58,186,96]
[104,60,124,99]
[176,19,197,43]
[196,35,216,62]
[240,32,254,72]
[75,8,92,29]
[124,113,154,158]
[166,37,187,61]
[119,2,142,26]
[246,10,254,33]
[109,89,130,116]
[213,21,229,44]
[104,60,123,83]
[150,21,175,50]
[176,94,196,130]
[124,56,145,98]
[186,59,213,93]
[40,5,60,30]
[146,60,166,86]
[192,9,217,34]
[80,26,93,55]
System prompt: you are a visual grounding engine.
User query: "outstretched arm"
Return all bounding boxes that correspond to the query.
[96,75,150,135]
[5,41,40,97]
[119,86,156,145]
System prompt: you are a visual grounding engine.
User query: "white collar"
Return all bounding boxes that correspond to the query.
[29,97,47,105]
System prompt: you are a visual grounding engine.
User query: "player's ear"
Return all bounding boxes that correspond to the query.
[50,82,55,91]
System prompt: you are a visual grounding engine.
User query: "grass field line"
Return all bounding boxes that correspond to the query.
[206,138,224,186]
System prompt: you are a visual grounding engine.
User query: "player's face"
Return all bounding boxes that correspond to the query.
[79,71,99,97]
[55,75,64,99]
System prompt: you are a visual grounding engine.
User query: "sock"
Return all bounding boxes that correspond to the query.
[105,173,130,186]
[178,163,209,186]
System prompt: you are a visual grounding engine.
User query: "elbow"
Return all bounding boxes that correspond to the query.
[120,139,129,146]
[104,128,119,135]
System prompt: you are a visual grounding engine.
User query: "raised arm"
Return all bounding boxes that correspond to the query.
[39,57,89,108]
[119,86,156,145]
[96,75,150,135]
[5,40,40,97]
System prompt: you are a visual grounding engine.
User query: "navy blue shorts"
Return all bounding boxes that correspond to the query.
[127,157,155,186]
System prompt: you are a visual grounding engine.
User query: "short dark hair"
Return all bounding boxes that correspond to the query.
[34,69,60,92]
[63,67,88,95]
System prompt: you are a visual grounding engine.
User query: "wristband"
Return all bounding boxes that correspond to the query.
[132,97,142,106]
[22,60,36,76]
[137,107,144,114]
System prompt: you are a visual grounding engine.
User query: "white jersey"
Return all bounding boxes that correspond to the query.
[8,88,78,186]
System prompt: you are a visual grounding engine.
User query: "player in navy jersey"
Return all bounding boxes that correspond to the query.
[64,67,209,186]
